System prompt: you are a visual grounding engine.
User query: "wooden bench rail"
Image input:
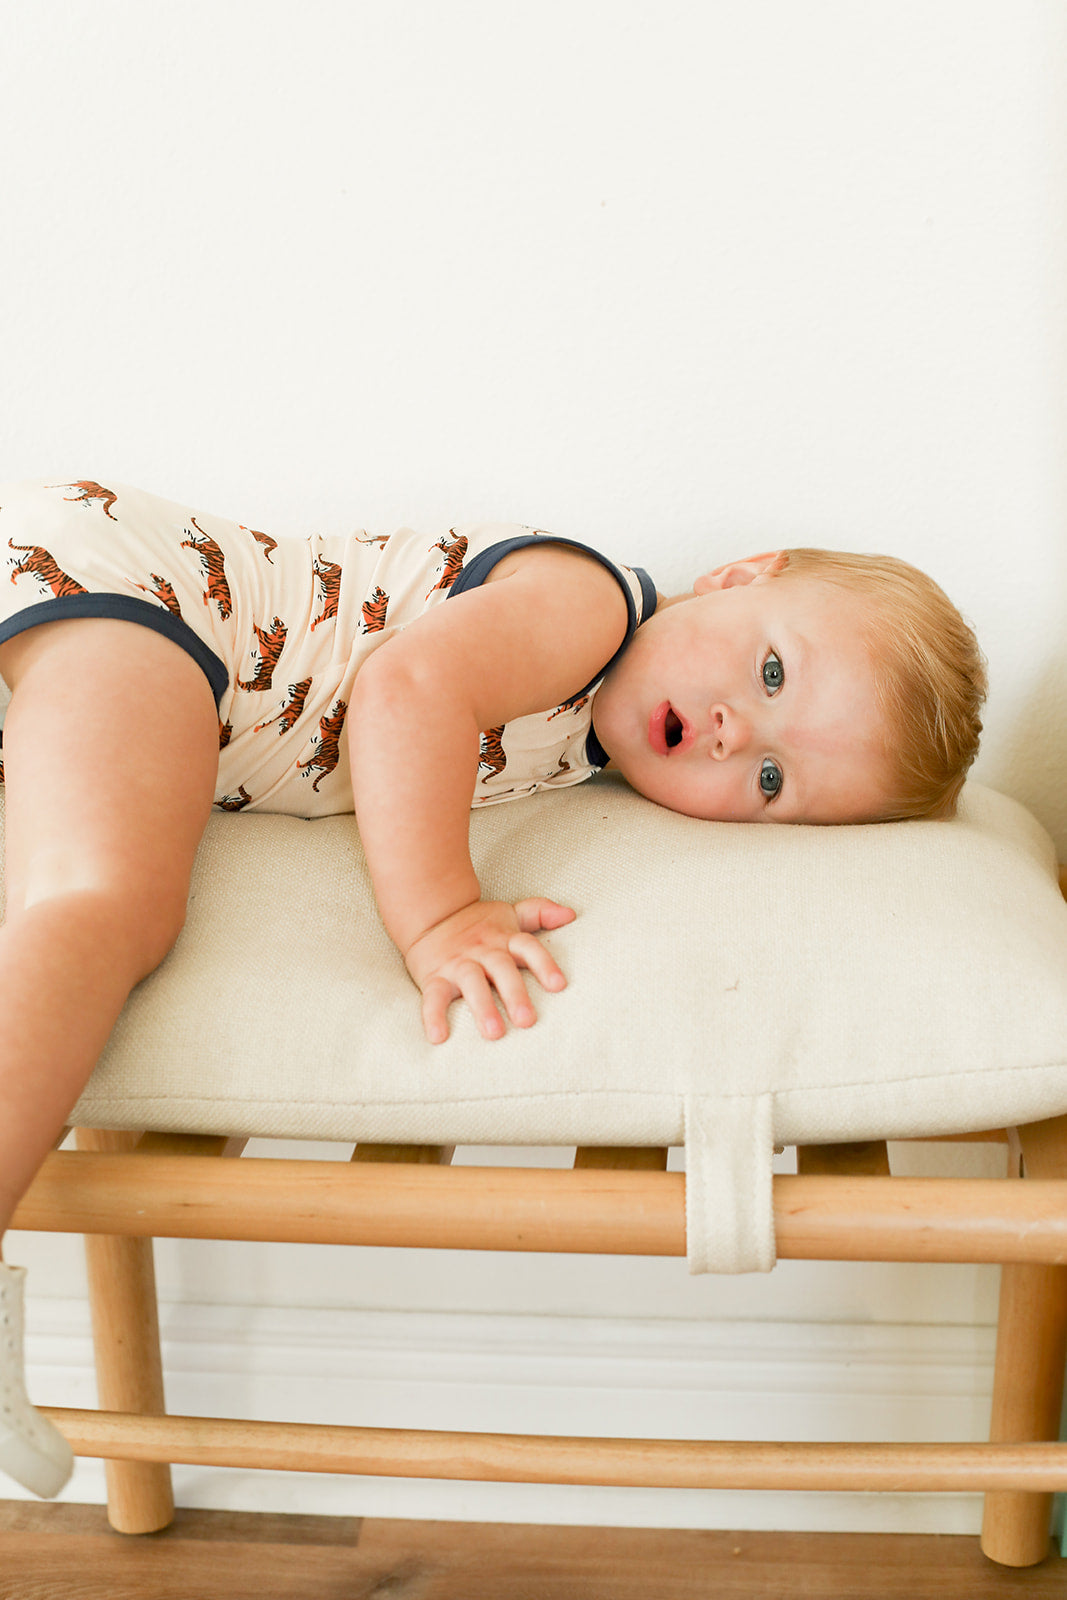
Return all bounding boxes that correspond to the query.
[15,1152,1067,1264]
[40,1409,1067,1494]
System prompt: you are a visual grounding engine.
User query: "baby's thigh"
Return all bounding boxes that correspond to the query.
[1,617,219,945]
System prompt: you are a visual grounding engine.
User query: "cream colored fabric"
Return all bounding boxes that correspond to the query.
[0,481,649,814]
[4,776,1067,1272]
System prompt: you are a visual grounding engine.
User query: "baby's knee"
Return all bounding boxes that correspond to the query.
[115,887,188,978]
[9,883,187,986]
[91,884,188,980]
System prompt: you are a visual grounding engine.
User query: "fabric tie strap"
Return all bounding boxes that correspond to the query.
[684,1093,776,1273]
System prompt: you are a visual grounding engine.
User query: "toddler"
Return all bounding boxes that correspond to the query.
[0,478,985,1497]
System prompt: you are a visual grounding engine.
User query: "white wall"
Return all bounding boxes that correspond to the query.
[4,0,1066,1534]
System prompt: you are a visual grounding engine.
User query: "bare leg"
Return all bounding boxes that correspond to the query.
[0,618,218,1495]
[0,618,219,1236]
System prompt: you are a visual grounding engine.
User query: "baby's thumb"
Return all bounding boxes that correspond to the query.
[513,897,576,932]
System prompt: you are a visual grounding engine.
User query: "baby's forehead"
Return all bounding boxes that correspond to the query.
[767,582,894,820]
[766,566,872,610]
[721,566,871,640]
[768,571,885,653]
[775,718,896,825]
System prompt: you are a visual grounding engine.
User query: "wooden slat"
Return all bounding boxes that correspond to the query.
[796,1142,891,1177]
[1018,1115,1067,1181]
[137,1132,249,1159]
[43,1408,1067,1493]
[16,1154,1067,1265]
[15,1154,683,1255]
[573,1147,669,1171]
[775,1175,1067,1263]
[352,1144,455,1165]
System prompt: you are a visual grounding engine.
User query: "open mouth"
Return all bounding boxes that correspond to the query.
[650,701,689,756]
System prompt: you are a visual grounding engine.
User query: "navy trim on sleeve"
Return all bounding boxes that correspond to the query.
[634,565,657,624]
[584,722,610,771]
[448,532,657,698]
[0,593,230,709]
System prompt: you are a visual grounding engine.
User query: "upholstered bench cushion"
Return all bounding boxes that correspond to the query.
[3,776,1066,1273]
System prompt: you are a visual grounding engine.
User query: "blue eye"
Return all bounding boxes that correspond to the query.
[760,758,783,797]
[762,652,784,694]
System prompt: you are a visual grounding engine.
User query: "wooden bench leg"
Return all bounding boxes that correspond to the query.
[981,1118,1067,1567]
[76,1129,174,1535]
[980,1262,1067,1565]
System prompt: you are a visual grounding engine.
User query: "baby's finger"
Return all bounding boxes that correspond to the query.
[513,897,576,933]
[481,952,537,1030]
[421,976,457,1045]
[508,930,567,994]
[456,961,508,1042]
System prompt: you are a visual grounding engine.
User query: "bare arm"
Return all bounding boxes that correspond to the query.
[347,543,629,1041]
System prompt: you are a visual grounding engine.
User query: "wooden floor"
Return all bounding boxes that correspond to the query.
[3,1504,1067,1600]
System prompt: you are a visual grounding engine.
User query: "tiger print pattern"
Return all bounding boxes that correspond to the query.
[548,690,590,720]
[181,519,233,620]
[216,784,253,811]
[255,676,312,735]
[236,615,288,692]
[426,532,468,599]
[478,725,507,780]
[0,483,652,815]
[311,556,342,631]
[297,698,348,792]
[53,480,118,520]
[248,527,277,563]
[360,585,389,633]
[8,542,89,598]
[136,573,183,617]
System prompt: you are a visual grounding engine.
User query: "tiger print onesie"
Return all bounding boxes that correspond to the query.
[0,480,657,816]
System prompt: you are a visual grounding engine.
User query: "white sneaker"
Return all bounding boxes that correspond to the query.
[0,1262,73,1497]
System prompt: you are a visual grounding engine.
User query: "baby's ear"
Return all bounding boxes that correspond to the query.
[693,551,785,594]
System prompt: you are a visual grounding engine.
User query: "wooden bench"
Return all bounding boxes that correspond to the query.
[8,788,1067,1568]
[13,1106,1067,1568]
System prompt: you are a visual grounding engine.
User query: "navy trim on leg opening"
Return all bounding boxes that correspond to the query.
[0,593,229,708]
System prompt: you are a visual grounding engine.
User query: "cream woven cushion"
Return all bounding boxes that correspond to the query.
[5,776,1067,1274]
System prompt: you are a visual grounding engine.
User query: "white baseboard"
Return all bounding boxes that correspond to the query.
[21,1300,996,1533]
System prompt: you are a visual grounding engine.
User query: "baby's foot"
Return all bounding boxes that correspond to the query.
[0,1263,73,1497]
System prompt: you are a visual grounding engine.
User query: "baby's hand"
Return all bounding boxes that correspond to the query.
[404,898,575,1044]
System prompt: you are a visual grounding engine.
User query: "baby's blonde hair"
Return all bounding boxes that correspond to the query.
[771,548,987,820]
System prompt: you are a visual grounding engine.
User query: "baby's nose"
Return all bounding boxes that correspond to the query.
[710,705,752,759]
